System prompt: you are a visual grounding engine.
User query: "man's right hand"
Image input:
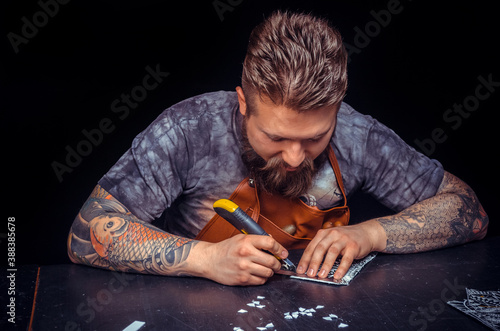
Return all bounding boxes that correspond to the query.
[68,185,288,286]
[192,234,289,286]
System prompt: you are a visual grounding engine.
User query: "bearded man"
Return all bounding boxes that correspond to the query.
[67,11,488,286]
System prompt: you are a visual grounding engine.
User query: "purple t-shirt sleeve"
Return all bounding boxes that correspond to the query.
[98,114,187,221]
[334,103,444,212]
[98,91,245,230]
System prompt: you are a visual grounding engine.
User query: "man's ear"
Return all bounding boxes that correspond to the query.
[235,86,247,116]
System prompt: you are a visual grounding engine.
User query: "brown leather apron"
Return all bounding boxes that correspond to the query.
[195,145,349,250]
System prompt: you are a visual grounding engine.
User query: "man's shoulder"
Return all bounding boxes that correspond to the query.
[333,101,400,167]
[164,90,238,121]
[337,102,377,131]
[334,102,379,149]
[130,90,238,148]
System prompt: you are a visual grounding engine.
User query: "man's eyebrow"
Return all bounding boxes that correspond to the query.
[262,128,331,140]
[310,129,331,139]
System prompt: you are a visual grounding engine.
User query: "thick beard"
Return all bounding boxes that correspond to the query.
[240,117,328,199]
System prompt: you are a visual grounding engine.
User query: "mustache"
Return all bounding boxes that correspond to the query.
[240,117,325,198]
[257,155,316,197]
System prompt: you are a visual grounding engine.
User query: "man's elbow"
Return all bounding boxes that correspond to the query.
[66,229,98,265]
[67,230,90,265]
[67,231,80,264]
[470,204,489,241]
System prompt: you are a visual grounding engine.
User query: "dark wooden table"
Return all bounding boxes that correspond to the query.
[5,236,500,330]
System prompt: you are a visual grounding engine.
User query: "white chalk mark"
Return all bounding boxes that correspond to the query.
[257,296,265,299]
[122,321,145,331]
[265,322,274,328]
[316,305,324,309]
[339,322,348,328]
[323,316,333,321]
[238,309,248,313]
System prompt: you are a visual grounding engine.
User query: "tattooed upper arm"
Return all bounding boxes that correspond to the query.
[379,171,488,254]
[67,185,198,276]
[437,171,489,240]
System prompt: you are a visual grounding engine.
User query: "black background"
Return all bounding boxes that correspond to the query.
[2,0,498,266]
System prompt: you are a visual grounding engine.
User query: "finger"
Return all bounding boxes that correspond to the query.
[234,270,272,286]
[298,230,336,276]
[297,243,315,274]
[249,235,288,266]
[333,253,354,281]
[256,235,289,260]
[297,231,326,274]
[249,263,275,279]
[317,246,341,278]
[305,244,330,277]
[243,235,284,271]
[246,275,270,286]
[231,251,276,285]
[250,249,282,271]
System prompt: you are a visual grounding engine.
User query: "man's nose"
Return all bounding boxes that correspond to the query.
[282,142,305,168]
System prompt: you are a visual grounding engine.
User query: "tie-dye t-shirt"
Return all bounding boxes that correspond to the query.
[99,91,444,238]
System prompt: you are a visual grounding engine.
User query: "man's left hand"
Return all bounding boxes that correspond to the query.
[297,220,386,280]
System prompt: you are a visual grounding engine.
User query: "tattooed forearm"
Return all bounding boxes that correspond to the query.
[378,171,488,254]
[67,185,199,276]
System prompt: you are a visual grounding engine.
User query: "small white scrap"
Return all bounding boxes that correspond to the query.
[339,322,349,328]
[316,305,324,309]
[329,314,338,318]
[256,304,266,309]
[257,296,265,299]
[323,316,333,321]
[257,327,267,330]
[233,328,244,331]
[265,322,274,328]
[252,300,260,305]
[298,307,305,311]
[237,309,248,313]
[247,303,256,307]
[292,312,299,318]
[122,321,145,331]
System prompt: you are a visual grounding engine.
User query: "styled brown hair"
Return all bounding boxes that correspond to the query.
[242,11,348,113]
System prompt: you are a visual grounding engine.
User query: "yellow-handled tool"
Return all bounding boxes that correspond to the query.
[213,199,297,272]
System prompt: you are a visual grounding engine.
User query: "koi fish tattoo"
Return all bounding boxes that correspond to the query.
[68,185,198,276]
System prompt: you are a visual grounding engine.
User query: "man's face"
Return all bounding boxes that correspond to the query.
[236,87,338,198]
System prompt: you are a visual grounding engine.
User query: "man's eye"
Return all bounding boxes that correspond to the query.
[270,137,284,142]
